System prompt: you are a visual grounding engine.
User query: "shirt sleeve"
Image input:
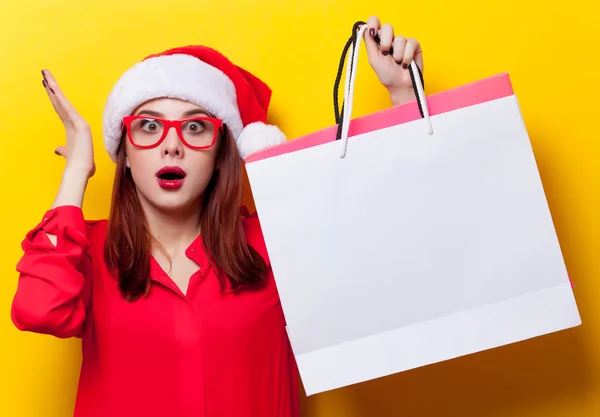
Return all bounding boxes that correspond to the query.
[11,205,94,338]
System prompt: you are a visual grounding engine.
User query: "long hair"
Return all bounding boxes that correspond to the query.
[104,126,268,302]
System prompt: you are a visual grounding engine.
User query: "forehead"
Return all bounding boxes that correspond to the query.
[132,98,210,116]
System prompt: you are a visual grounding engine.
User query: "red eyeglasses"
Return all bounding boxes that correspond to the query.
[122,115,224,150]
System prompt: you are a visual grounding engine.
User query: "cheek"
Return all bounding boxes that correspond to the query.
[126,150,156,186]
[186,153,218,189]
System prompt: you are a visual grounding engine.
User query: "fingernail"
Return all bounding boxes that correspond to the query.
[402,63,408,69]
[42,79,47,88]
[49,86,55,94]
[382,51,389,56]
[369,28,375,37]
[54,150,59,155]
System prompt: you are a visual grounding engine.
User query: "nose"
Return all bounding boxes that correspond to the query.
[160,126,184,158]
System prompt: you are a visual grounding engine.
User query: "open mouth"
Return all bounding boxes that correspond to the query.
[156,166,186,181]
[157,172,185,180]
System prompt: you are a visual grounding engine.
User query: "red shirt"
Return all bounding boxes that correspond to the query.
[11,205,299,417]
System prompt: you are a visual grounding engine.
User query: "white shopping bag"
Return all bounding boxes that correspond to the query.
[244,23,581,395]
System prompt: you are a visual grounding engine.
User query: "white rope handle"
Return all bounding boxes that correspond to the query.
[339,24,366,158]
[339,24,433,159]
[410,60,433,136]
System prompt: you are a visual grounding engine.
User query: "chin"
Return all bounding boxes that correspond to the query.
[136,185,200,212]
[153,194,201,212]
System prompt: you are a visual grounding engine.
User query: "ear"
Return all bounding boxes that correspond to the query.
[125,154,131,168]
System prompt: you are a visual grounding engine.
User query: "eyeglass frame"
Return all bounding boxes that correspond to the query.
[122,115,225,150]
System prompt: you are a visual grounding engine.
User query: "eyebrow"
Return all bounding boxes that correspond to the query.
[134,108,212,117]
[183,109,211,117]
[135,109,162,117]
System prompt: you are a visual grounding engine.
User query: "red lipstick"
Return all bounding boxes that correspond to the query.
[156,166,186,190]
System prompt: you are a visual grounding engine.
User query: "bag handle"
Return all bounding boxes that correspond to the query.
[333,21,433,158]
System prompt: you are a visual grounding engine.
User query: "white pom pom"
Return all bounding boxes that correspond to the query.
[236,122,287,159]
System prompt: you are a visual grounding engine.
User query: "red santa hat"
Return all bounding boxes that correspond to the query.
[102,45,286,161]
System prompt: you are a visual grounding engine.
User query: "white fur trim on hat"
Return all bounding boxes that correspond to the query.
[102,54,244,161]
[237,122,287,159]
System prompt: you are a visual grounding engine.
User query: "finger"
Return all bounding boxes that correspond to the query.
[54,145,67,157]
[414,42,424,72]
[392,36,407,65]
[41,74,55,94]
[363,25,380,59]
[366,15,380,38]
[42,71,70,122]
[379,24,394,55]
[363,17,382,62]
[404,38,424,71]
[42,69,83,122]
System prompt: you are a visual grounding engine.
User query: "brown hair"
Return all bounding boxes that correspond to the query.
[104,126,268,301]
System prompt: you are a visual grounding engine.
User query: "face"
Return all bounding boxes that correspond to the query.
[124,98,221,214]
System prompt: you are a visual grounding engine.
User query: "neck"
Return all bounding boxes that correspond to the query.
[142,200,202,254]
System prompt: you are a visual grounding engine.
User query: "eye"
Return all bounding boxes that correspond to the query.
[184,120,206,133]
[139,118,161,132]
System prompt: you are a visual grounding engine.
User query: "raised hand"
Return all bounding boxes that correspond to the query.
[362,16,424,106]
[42,69,96,178]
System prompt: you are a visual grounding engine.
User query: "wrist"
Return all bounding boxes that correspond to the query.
[52,168,90,209]
[64,164,94,180]
[388,87,417,107]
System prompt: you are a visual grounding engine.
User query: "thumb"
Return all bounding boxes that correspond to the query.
[54,145,67,158]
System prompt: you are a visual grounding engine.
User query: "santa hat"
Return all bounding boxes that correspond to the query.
[102,45,286,161]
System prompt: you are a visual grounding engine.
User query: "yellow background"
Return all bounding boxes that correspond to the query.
[1,0,598,416]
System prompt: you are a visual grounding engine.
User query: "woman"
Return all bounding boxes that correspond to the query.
[11,17,423,417]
